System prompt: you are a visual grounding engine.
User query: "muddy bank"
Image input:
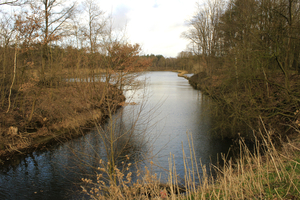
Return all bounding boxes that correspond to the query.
[0,82,125,160]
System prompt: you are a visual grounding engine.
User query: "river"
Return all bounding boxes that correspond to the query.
[0,71,232,200]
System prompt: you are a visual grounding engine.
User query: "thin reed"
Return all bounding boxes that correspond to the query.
[82,126,300,199]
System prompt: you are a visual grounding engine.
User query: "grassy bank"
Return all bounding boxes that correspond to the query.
[173,70,190,79]
[0,79,125,159]
[81,127,300,199]
[191,128,300,199]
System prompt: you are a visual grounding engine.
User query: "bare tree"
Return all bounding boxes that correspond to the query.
[0,13,15,106]
[83,0,107,54]
[37,0,76,80]
[0,0,27,6]
[183,0,225,75]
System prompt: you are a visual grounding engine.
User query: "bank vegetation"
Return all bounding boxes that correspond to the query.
[182,0,300,139]
[0,0,152,158]
[81,126,300,199]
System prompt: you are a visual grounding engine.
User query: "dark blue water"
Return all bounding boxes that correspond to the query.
[0,71,231,199]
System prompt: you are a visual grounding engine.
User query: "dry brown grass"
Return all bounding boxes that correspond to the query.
[0,79,125,158]
[81,159,176,200]
[81,124,300,200]
[175,70,189,76]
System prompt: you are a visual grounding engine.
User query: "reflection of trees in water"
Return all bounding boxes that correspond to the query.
[63,83,162,187]
[102,106,147,166]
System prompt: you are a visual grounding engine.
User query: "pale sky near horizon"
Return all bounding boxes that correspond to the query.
[97,0,204,58]
[1,0,204,58]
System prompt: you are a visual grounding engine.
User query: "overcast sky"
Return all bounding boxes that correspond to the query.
[96,0,203,58]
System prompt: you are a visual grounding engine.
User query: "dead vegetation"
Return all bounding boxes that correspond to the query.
[81,125,300,200]
[189,70,300,140]
[0,80,125,158]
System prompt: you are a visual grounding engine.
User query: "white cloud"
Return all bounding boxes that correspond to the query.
[97,0,201,57]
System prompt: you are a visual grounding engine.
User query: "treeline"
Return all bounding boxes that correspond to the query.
[0,0,153,110]
[184,0,300,77]
[184,0,300,138]
[142,52,198,72]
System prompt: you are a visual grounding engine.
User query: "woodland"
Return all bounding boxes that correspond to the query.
[182,0,300,139]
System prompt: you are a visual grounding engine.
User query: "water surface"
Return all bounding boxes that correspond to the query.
[0,71,231,199]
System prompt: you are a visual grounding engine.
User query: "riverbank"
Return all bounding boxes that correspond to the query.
[0,81,125,160]
[188,71,300,140]
[194,133,300,199]
[174,70,189,79]
[81,126,300,199]
[182,70,300,198]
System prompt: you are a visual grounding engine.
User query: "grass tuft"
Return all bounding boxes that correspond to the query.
[82,127,300,199]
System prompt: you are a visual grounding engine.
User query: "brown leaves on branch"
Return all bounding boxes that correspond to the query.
[106,42,153,73]
[14,7,42,48]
